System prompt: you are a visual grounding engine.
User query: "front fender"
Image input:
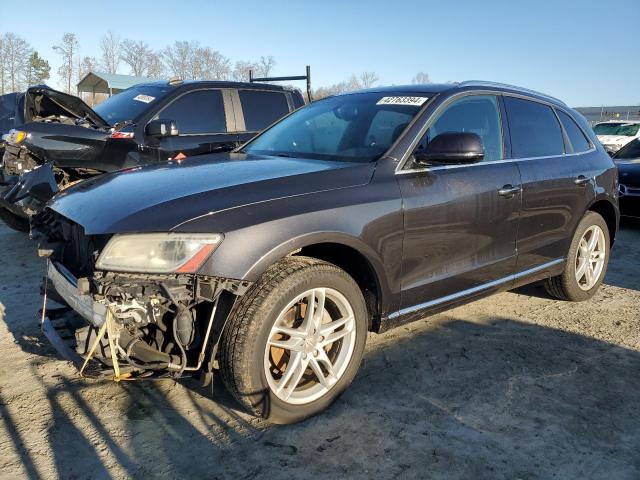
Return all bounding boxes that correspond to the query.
[177,178,404,314]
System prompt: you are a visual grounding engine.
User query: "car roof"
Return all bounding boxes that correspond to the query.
[133,79,297,93]
[340,80,567,107]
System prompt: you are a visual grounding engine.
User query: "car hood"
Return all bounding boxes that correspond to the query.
[48,153,376,234]
[597,135,633,145]
[24,85,110,128]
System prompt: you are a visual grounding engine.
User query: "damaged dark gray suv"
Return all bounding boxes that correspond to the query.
[35,81,619,424]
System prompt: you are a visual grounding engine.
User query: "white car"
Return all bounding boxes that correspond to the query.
[593,120,640,154]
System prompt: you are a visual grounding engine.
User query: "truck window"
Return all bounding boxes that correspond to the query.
[158,90,226,134]
[239,90,290,132]
[504,97,564,158]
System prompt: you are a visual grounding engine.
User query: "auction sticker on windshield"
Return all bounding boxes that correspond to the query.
[133,94,155,103]
[376,96,428,106]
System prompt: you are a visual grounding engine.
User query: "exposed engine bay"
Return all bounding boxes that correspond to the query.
[35,210,250,383]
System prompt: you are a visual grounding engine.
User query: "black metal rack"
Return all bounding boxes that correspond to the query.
[249,65,312,102]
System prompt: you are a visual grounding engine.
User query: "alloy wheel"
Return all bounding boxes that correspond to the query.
[263,287,356,405]
[575,225,606,291]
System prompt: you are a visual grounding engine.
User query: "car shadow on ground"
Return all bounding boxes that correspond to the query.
[2,311,640,479]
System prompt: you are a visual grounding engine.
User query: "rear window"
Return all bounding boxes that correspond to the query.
[239,90,290,131]
[557,110,591,153]
[158,90,226,134]
[504,97,564,158]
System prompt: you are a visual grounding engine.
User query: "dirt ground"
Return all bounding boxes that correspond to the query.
[1,220,639,480]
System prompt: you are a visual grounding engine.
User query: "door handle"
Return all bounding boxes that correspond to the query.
[498,185,521,198]
[574,175,591,186]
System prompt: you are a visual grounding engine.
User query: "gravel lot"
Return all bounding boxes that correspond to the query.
[1,220,639,480]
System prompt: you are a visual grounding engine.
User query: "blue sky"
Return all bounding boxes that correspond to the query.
[1,0,638,106]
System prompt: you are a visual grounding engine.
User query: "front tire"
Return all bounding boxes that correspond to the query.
[219,256,368,424]
[545,211,610,301]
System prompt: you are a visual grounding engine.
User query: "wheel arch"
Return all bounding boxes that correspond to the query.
[242,233,390,329]
[587,196,619,246]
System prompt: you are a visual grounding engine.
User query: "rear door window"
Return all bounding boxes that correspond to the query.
[157,89,226,134]
[504,97,564,158]
[239,90,290,132]
[557,110,591,153]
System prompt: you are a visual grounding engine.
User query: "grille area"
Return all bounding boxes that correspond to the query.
[35,209,110,278]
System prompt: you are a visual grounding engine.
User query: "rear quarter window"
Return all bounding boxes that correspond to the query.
[239,90,290,132]
[557,110,591,153]
[504,96,564,158]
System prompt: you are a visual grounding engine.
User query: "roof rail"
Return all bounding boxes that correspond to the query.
[458,80,566,106]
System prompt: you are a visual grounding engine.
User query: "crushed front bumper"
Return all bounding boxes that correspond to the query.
[46,260,106,327]
[40,260,112,377]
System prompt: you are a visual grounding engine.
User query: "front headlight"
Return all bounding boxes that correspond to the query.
[95,233,224,273]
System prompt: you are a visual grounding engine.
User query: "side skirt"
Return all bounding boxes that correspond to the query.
[377,258,565,333]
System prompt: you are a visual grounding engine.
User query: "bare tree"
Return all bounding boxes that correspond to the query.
[121,39,151,76]
[0,35,6,93]
[412,71,431,84]
[360,71,379,88]
[99,31,121,74]
[163,40,197,79]
[2,33,32,92]
[79,56,98,79]
[256,55,276,78]
[195,47,231,80]
[232,60,257,82]
[146,51,165,79]
[53,33,79,93]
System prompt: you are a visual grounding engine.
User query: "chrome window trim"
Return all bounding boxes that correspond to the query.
[395,147,596,174]
[387,258,565,320]
[395,89,594,174]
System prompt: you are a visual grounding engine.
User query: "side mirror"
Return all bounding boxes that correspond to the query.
[414,132,484,165]
[145,119,179,138]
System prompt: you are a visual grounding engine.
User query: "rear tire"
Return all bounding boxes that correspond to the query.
[0,206,29,233]
[219,256,368,424]
[545,211,609,301]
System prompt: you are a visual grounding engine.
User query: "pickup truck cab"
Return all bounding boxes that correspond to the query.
[34,81,618,424]
[1,81,304,231]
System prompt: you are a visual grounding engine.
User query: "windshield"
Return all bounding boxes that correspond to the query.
[93,85,171,126]
[593,123,640,136]
[242,92,429,162]
[614,139,640,160]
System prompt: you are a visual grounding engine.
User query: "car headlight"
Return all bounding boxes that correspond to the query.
[95,233,224,273]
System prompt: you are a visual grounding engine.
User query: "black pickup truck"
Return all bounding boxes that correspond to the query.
[0,81,304,231]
